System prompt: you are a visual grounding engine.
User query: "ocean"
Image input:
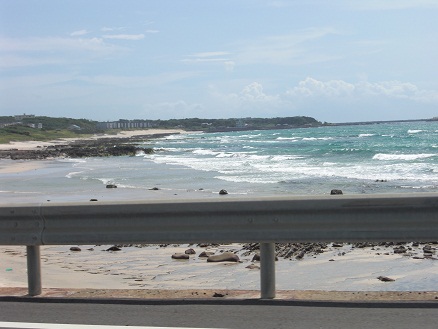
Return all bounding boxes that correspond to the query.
[2,121,438,292]
[1,121,437,202]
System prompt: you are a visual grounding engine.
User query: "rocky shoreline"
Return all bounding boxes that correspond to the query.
[0,134,172,160]
[240,241,438,261]
[109,241,438,263]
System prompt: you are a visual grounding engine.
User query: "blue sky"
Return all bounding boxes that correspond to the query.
[1,0,437,122]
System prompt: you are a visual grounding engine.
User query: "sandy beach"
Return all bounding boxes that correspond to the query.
[0,160,46,174]
[0,128,186,174]
[0,129,186,151]
[1,129,438,301]
[1,242,438,301]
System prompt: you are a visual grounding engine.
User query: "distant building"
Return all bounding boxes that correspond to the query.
[96,120,153,130]
[14,113,35,121]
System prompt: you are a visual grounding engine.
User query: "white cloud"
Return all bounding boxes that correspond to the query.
[0,36,123,69]
[0,36,118,53]
[234,28,340,65]
[101,26,126,32]
[80,71,198,87]
[183,28,343,68]
[70,29,89,37]
[192,52,230,58]
[208,82,288,118]
[183,51,231,63]
[239,82,278,102]
[209,78,438,120]
[145,29,159,34]
[345,0,438,10]
[286,77,438,103]
[102,34,145,40]
[287,77,355,97]
[270,0,438,10]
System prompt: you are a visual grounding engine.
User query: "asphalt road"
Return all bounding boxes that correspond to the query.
[1,299,438,329]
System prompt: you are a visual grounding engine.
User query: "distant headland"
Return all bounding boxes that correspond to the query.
[1,114,437,144]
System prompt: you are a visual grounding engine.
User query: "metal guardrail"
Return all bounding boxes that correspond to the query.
[1,193,438,298]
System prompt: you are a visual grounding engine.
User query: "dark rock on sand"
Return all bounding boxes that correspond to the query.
[219,189,228,195]
[199,251,215,258]
[106,184,117,188]
[106,246,121,251]
[241,242,327,260]
[423,245,431,250]
[393,246,408,254]
[207,252,239,262]
[377,276,395,282]
[198,243,220,248]
[171,253,190,260]
[69,247,81,252]
[251,253,278,262]
[185,248,196,255]
[213,292,225,297]
[246,264,260,269]
[330,189,343,195]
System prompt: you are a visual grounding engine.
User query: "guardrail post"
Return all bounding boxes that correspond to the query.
[26,245,42,296]
[260,242,276,299]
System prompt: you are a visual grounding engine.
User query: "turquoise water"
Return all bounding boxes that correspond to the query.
[145,121,438,195]
[1,121,437,202]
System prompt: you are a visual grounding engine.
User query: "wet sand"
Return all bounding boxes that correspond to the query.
[0,160,48,174]
[1,243,438,297]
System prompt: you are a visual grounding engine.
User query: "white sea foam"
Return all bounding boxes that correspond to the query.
[276,137,299,141]
[302,137,333,141]
[162,134,192,140]
[97,178,117,185]
[400,185,437,189]
[270,155,304,161]
[322,162,337,166]
[373,153,436,161]
[65,171,84,178]
[408,129,423,134]
[359,134,375,137]
[57,158,87,163]
[192,149,220,156]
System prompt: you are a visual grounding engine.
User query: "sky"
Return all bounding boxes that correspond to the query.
[1,0,437,123]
